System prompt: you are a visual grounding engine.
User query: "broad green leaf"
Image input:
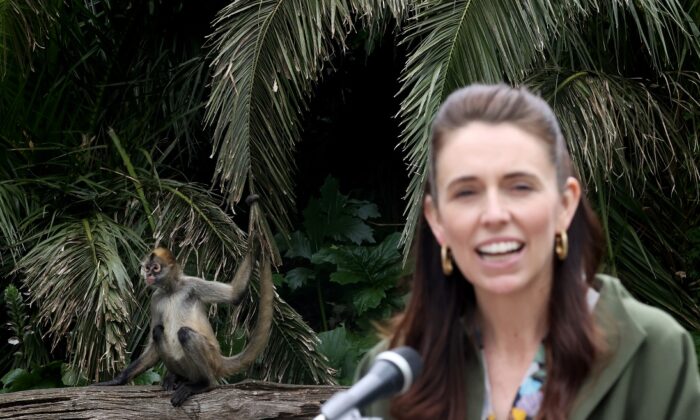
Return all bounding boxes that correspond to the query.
[285,231,313,260]
[330,271,366,285]
[272,273,285,288]
[311,246,341,265]
[318,325,352,369]
[352,288,386,315]
[133,369,161,385]
[303,177,375,246]
[1,368,26,388]
[349,200,381,220]
[286,267,315,290]
[61,363,89,387]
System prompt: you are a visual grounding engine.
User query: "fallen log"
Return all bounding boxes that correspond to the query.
[0,380,346,419]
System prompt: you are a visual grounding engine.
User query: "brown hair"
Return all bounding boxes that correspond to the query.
[389,84,604,419]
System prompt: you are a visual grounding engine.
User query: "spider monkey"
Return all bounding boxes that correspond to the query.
[96,196,273,407]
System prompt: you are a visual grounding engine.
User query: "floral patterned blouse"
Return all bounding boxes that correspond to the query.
[481,344,546,420]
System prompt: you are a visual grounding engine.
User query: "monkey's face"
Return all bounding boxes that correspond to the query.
[142,258,164,286]
[141,248,176,287]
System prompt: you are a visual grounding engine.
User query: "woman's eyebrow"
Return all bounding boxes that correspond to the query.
[503,171,537,180]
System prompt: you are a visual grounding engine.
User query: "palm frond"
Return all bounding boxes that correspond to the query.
[604,0,700,70]
[150,56,210,166]
[205,0,407,260]
[229,270,337,385]
[396,0,700,254]
[17,214,147,381]
[0,182,30,262]
[596,184,700,330]
[149,179,247,280]
[0,0,57,78]
[526,68,700,192]
[396,0,597,253]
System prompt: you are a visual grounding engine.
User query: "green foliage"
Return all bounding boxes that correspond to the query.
[0,0,336,386]
[60,364,89,387]
[132,368,162,386]
[2,285,48,369]
[0,361,62,393]
[277,177,407,335]
[274,178,405,384]
[313,232,404,315]
[318,325,378,385]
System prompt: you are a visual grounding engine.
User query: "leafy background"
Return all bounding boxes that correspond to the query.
[1,0,700,391]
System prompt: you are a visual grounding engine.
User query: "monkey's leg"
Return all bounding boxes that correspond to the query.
[169,327,216,407]
[93,340,159,386]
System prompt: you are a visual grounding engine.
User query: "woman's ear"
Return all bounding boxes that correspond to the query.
[424,195,446,246]
[558,177,582,232]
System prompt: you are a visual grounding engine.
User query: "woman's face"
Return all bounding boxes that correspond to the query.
[424,122,580,297]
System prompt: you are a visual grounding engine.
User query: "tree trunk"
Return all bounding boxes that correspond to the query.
[0,380,346,419]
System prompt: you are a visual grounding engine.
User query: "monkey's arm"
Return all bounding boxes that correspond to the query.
[186,249,253,305]
[186,276,245,305]
[94,341,159,386]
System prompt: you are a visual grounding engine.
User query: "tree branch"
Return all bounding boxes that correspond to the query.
[0,380,346,419]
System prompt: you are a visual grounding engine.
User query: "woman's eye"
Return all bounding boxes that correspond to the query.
[455,189,475,198]
[512,183,532,192]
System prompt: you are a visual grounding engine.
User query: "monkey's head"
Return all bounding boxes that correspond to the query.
[142,247,178,287]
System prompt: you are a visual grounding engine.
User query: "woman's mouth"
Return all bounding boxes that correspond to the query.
[476,241,525,260]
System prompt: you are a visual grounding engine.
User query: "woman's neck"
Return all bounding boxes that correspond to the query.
[475,277,551,353]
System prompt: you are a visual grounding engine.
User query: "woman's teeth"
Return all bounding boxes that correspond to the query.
[477,241,523,256]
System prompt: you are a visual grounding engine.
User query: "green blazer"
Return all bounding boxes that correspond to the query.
[357,275,700,419]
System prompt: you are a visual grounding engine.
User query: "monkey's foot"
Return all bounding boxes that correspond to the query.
[170,387,192,406]
[169,380,210,407]
[161,372,183,391]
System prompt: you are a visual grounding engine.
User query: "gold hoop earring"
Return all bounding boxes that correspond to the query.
[555,231,568,260]
[441,245,453,276]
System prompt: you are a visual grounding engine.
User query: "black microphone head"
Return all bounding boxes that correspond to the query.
[375,346,423,395]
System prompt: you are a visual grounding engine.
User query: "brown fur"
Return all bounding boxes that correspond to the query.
[152,247,175,263]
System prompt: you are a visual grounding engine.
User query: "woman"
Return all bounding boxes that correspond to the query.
[357,84,700,419]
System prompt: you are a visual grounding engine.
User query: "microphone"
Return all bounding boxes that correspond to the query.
[315,346,423,420]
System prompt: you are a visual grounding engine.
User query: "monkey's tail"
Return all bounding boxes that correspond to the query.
[220,254,274,376]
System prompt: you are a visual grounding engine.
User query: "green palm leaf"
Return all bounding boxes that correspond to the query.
[0,0,57,78]
[230,272,337,385]
[526,68,700,191]
[205,0,406,260]
[0,183,30,261]
[149,179,247,279]
[597,184,700,330]
[397,0,700,253]
[17,214,147,380]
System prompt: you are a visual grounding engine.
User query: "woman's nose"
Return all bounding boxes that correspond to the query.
[480,190,510,226]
